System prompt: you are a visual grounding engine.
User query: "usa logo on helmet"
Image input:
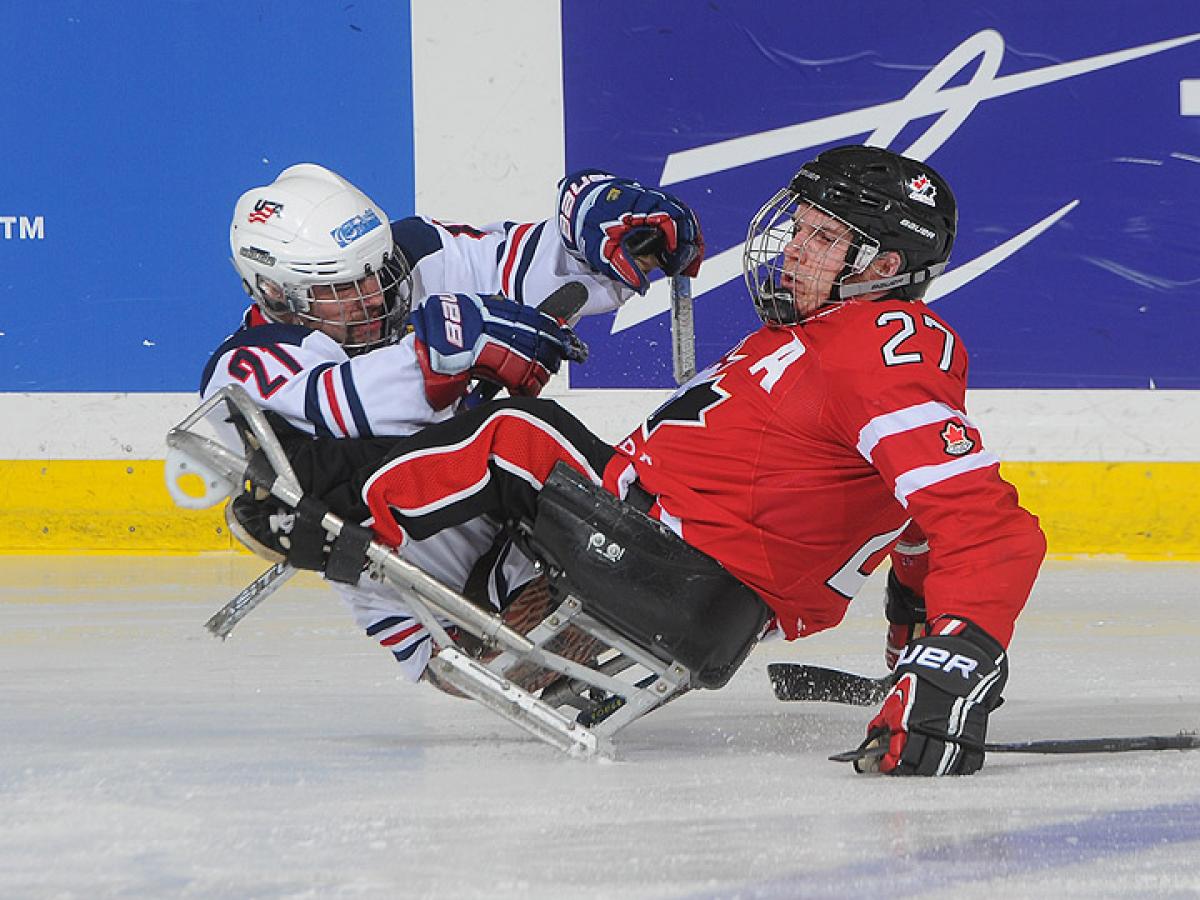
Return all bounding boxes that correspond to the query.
[247,200,283,224]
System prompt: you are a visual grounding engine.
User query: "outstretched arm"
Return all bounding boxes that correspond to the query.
[557,169,704,295]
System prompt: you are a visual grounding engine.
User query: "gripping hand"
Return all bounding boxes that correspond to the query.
[557,169,704,294]
[857,616,1007,776]
[411,293,586,409]
[884,568,928,670]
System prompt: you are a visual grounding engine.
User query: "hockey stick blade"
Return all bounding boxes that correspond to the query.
[205,561,296,640]
[538,281,589,323]
[767,663,893,706]
[830,731,1200,764]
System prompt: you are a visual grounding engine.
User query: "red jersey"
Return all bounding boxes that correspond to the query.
[613,297,1045,646]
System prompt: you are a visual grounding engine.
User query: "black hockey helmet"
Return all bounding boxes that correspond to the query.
[744,145,957,325]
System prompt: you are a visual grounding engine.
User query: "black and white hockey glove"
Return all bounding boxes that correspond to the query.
[858,616,1007,777]
[884,568,928,670]
[224,441,387,584]
[226,490,327,570]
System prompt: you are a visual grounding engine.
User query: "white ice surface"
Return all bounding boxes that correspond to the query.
[1,556,1198,899]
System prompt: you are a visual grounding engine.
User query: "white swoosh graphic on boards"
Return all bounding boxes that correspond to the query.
[611,30,1199,333]
[660,30,1200,185]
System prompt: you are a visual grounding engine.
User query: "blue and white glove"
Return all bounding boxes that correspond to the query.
[411,293,587,410]
[557,169,704,294]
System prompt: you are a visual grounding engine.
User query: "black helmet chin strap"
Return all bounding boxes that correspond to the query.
[833,262,947,300]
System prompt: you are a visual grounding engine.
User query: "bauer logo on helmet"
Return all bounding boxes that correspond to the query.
[238,246,276,267]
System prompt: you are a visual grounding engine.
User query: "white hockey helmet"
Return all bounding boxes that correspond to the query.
[230,163,412,354]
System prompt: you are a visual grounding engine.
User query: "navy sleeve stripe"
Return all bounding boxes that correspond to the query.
[391,217,444,269]
[494,221,518,267]
[304,362,338,437]
[511,222,545,306]
[341,364,373,438]
[366,615,413,637]
[393,635,430,661]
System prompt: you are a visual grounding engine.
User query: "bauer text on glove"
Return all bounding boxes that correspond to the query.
[411,292,587,409]
[856,616,1007,777]
[557,169,704,294]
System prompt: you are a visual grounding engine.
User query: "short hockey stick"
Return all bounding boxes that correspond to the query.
[621,229,695,386]
[767,663,893,706]
[830,732,1200,764]
[205,560,296,640]
[669,275,695,385]
[766,664,1200,761]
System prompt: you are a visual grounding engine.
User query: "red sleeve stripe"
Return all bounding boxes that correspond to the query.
[321,367,351,437]
[856,401,971,462]
[935,618,967,636]
[892,451,1001,508]
[500,222,535,298]
[381,622,426,647]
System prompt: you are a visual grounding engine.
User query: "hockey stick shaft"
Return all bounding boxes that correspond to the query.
[830,732,1200,763]
[608,228,695,386]
[670,275,695,385]
[985,733,1200,754]
[205,561,296,640]
[767,663,892,705]
[774,664,1200,758]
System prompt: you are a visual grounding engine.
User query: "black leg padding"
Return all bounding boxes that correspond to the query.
[528,464,771,689]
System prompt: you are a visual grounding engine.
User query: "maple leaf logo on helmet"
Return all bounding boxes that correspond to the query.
[906,174,937,207]
[941,420,975,456]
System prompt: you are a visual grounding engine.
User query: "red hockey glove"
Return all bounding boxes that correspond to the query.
[884,568,928,670]
[857,616,1007,777]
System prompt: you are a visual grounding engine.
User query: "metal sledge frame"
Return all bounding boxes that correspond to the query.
[165,385,702,759]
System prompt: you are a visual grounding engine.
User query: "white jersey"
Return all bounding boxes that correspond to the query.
[395,216,629,322]
[201,214,631,440]
[201,214,629,680]
[201,320,450,445]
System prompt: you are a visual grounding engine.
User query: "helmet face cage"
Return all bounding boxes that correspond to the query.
[231,164,416,355]
[252,252,412,355]
[743,186,880,326]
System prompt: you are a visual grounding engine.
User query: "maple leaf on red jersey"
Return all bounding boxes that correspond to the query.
[940,420,976,456]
